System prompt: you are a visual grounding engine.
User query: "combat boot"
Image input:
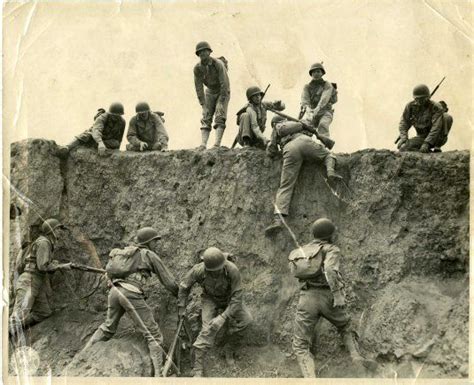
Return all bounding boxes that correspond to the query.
[296,354,316,378]
[224,344,236,367]
[84,328,109,350]
[199,129,210,150]
[324,156,342,182]
[264,215,285,236]
[213,127,225,147]
[192,348,205,377]
[148,343,163,377]
[342,331,378,372]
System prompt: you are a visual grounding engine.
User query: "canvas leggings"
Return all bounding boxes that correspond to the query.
[9,272,53,333]
[193,296,252,351]
[201,90,230,131]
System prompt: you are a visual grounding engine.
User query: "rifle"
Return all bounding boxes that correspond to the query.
[162,316,194,377]
[394,76,446,144]
[231,84,271,149]
[70,263,106,274]
[267,108,335,150]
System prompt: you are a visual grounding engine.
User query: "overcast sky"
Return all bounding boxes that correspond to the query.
[3,1,472,154]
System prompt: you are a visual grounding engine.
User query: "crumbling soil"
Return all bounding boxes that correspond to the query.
[7,140,469,378]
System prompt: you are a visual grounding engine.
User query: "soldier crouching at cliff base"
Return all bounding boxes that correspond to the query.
[178,247,252,377]
[290,218,377,377]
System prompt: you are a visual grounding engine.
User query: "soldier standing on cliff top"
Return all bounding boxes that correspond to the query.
[264,116,342,236]
[290,218,377,377]
[397,84,451,153]
[300,62,338,137]
[58,103,126,158]
[9,219,72,339]
[126,102,169,152]
[85,227,178,377]
[178,247,252,377]
[235,86,285,149]
[193,41,230,150]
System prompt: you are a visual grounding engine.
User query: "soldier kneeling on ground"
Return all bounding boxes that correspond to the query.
[58,103,126,158]
[9,219,72,341]
[235,86,285,149]
[126,102,169,152]
[397,85,452,153]
[290,218,377,377]
[85,227,178,377]
[178,247,252,377]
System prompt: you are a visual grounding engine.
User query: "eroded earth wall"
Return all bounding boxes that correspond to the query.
[7,139,469,378]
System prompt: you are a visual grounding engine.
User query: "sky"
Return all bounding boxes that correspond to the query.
[3,0,472,154]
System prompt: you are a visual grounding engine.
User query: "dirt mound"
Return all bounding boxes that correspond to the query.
[7,140,469,378]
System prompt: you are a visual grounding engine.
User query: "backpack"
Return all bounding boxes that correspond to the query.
[217,56,228,70]
[106,246,143,279]
[288,242,326,279]
[94,108,106,121]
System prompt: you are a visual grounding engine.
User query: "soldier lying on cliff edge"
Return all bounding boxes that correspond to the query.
[178,247,252,377]
[235,86,285,149]
[264,115,342,236]
[84,227,179,377]
[57,103,126,158]
[290,218,378,377]
[9,219,72,341]
[397,85,452,153]
[126,102,169,152]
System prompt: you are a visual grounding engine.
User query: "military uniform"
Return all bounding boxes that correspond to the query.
[178,260,252,374]
[267,121,335,216]
[399,100,448,151]
[237,101,285,148]
[88,245,178,376]
[292,240,352,376]
[126,112,169,151]
[194,57,230,132]
[72,112,126,150]
[9,235,60,334]
[301,79,337,137]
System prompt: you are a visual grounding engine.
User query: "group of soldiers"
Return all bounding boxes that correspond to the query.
[9,217,375,378]
[9,40,454,378]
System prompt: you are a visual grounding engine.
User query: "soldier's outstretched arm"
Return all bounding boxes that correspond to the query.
[314,82,334,113]
[398,104,412,143]
[126,118,141,146]
[91,113,108,145]
[146,251,179,296]
[322,245,344,294]
[193,66,206,106]
[153,114,169,149]
[35,239,64,272]
[177,266,198,314]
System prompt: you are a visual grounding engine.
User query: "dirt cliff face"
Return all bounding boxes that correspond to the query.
[8,139,469,378]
